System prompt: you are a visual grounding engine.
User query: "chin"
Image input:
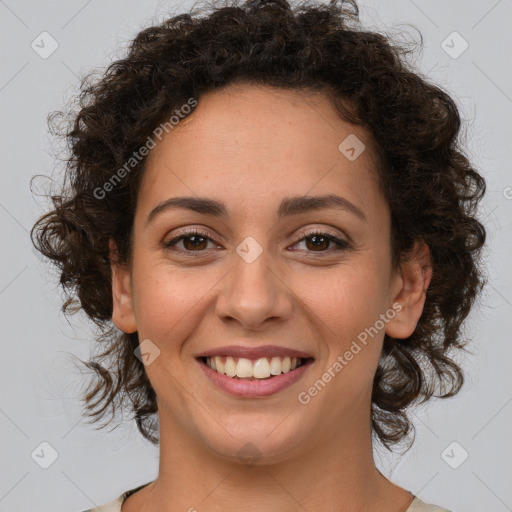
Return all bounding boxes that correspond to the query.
[198,418,311,466]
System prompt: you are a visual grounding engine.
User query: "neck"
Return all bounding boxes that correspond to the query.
[126,396,413,512]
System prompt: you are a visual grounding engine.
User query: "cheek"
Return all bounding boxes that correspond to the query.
[131,261,210,346]
[306,262,389,374]
[308,262,388,331]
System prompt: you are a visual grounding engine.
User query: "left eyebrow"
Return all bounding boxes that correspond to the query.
[277,194,367,223]
[145,193,367,227]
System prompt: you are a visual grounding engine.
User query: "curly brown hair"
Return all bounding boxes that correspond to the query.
[30,0,486,452]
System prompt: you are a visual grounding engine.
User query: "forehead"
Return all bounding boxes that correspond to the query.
[138,83,382,218]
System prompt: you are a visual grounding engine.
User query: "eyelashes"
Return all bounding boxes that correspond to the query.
[162,228,351,256]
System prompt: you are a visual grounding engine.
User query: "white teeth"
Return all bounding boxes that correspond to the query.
[224,356,236,377]
[205,355,303,380]
[236,358,253,378]
[270,356,282,375]
[253,358,271,379]
[214,356,224,374]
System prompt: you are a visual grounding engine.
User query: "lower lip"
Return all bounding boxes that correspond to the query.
[197,358,314,398]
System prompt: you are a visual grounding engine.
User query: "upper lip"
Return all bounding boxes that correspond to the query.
[195,345,314,360]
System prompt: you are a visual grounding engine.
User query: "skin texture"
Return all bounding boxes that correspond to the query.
[111,83,432,511]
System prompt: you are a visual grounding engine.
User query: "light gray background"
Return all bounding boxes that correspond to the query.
[0,1,511,511]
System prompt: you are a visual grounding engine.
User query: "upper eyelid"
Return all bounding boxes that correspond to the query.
[165,226,345,240]
[295,226,346,240]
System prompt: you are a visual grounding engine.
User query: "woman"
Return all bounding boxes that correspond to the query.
[31,0,486,510]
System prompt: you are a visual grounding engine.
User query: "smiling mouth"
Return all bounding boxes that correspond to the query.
[198,356,313,380]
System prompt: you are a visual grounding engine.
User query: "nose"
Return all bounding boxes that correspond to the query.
[215,244,293,331]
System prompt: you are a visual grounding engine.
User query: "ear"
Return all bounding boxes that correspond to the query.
[109,239,137,334]
[385,239,432,339]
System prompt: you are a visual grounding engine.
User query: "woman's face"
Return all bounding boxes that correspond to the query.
[112,83,427,462]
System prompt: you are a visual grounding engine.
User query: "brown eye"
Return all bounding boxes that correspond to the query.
[304,234,331,251]
[291,230,351,254]
[181,234,209,251]
[163,229,217,253]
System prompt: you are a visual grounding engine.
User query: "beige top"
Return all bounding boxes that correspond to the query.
[81,482,452,512]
